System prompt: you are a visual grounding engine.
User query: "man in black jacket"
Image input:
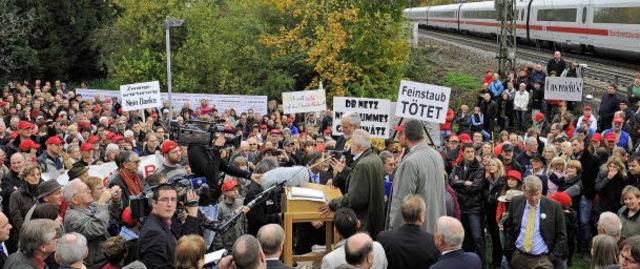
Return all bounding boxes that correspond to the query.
[244,159,281,236]
[547,51,566,76]
[480,93,498,139]
[377,195,440,269]
[138,184,200,269]
[599,84,622,132]
[449,143,487,267]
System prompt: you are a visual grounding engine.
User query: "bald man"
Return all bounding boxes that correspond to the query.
[345,233,375,269]
[257,224,294,269]
[431,216,481,269]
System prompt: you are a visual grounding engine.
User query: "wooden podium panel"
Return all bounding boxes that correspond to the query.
[282,183,343,265]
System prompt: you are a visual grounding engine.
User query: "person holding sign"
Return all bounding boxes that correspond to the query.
[387,119,446,234]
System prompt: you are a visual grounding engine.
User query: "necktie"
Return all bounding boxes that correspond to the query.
[312,174,319,184]
[524,204,536,252]
[345,140,351,149]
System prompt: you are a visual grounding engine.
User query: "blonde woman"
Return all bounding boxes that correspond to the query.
[176,235,206,269]
[485,158,506,267]
[595,157,628,214]
[618,186,640,240]
[542,145,558,165]
[546,157,566,196]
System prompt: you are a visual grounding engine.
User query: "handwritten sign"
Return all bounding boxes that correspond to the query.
[544,77,583,101]
[332,97,391,139]
[282,89,327,114]
[120,81,162,111]
[395,80,451,123]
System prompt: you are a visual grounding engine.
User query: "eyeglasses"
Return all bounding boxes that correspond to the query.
[157,198,178,204]
[249,144,257,146]
[129,160,141,165]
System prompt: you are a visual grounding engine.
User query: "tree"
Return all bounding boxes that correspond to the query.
[0,0,36,82]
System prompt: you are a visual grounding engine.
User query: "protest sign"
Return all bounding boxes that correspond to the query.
[44,154,163,186]
[76,89,121,103]
[282,89,327,114]
[395,80,451,123]
[120,81,162,111]
[159,93,268,115]
[544,77,583,101]
[332,97,391,139]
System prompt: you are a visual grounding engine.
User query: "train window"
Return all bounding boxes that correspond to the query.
[537,8,577,22]
[593,7,640,24]
[461,10,498,20]
[431,11,456,18]
[582,7,587,24]
[521,9,524,21]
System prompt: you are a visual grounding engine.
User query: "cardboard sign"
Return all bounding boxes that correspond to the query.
[120,81,162,111]
[43,154,163,186]
[544,77,583,101]
[332,97,391,139]
[395,80,451,123]
[282,89,327,114]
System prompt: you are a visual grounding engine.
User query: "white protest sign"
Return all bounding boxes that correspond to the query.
[44,154,163,186]
[159,93,268,115]
[544,77,583,101]
[282,89,327,114]
[332,97,391,139]
[388,102,440,146]
[396,80,451,123]
[75,89,121,103]
[120,81,162,111]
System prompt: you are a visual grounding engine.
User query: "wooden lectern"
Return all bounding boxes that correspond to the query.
[282,183,343,265]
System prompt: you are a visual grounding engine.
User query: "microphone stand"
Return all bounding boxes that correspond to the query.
[216,155,334,232]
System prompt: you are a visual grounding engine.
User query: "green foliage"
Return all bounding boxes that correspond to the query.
[444,71,480,90]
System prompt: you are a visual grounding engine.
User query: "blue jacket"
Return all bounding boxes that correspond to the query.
[489,80,504,98]
[602,129,631,149]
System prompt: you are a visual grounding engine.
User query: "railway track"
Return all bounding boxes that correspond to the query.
[418,29,637,93]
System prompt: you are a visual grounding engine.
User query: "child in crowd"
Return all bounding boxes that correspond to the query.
[550,191,578,267]
[212,180,247,251]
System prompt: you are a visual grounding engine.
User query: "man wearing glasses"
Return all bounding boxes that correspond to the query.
[611,235,640,269]
[138,184,200,269]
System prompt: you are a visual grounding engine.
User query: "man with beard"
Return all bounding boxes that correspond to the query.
[499,142,524,174]
[329,112,360,194]
[602,116,633,152]
[156,140,187,179]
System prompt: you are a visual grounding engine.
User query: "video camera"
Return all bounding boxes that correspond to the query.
[168,119,238,148]
[325,150,346,160]
[129,175,209,220]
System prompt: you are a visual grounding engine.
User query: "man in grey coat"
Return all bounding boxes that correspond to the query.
[387,119,447,234]
[63,179,122,269]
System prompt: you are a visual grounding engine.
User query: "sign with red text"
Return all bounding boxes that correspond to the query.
[395,80,451,123]
[282,89,327,114]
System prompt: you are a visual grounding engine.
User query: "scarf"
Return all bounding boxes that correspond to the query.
[117,169,143,195]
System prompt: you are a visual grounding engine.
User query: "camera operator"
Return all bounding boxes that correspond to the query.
[155,140,187,179]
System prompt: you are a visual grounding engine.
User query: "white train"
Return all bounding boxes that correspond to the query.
[405,0,640,59]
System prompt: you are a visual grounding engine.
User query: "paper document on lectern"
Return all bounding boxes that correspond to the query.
[288,187,325,202]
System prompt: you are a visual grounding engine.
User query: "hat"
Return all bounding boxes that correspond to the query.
[104,98,111,103]
[122,207,138,227]
[583,106,591,111]
[9,132,18,139]
[36,115,44,121]
[67,165,89,180]
[37,180,62,200]
[45,136,63,145]
[93,107,101,114]
[531,155,545,165]
[498,190,524,203]
[621,99,630,105]
[591,133,603,142]
[324,129,331,135]
[106,132,115,140]
[270,129,281,134]
[19,139,40,151]
[550,191,572,207]
[162,108,169,114]
[505,170,522,182]
[260,125,267,129]
[613,116,624,123]
[605,132,617,142]
[283,140,294,146]
[394,125,404,132]
[314,144,326,151]
[532,112,545,121]
[151,113,158,118]
[252,124,259,128]
[80,143,93,151]
[221,180,240,192]
[486,69,493,73]
[87,136,100,144]
[112,135,124,143]
[18,121,33,130]
[502,143,514,152]
[0,101,7,107]
[459,133,472,144]
[286,118,293,124]
[161,140,179,154]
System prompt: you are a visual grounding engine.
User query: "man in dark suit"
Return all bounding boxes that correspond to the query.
[0,212,11,269]
[504,176,567,269]
[430,216,482,269]
[257,224,295,269]
[377,195,440,269]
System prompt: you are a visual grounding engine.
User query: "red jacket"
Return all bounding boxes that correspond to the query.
[564,123,575,139]
[483,75,495,85]
[440,108,455,131]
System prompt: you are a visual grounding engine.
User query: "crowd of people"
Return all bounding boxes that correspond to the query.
[0,51,639,269]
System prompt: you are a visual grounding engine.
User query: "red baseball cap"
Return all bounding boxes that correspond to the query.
[532,113,545,121]
[458,133,472,144]
[18,121,33,130]
[505,170,522,182]
[45,136,64,145]
[104,98,111,103]
[613,116,624,123]
[550,192,572,207]
[112,135,125,143]
[0,101,8,107]
[106,132,115,140]
[261,125,268,129]
[19,139,40,151]
[270,129,281,134]
[394,125,404,132]
[591,133,603,142]
[583,106,591,111]
[221,180,240,192]
[161,140,179,154]
[80,143,94,151]
[314,144,326,151]
[93,107,101,114]
[87,136,100,144]
[286,118,293,124]
[605,132,617,142]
